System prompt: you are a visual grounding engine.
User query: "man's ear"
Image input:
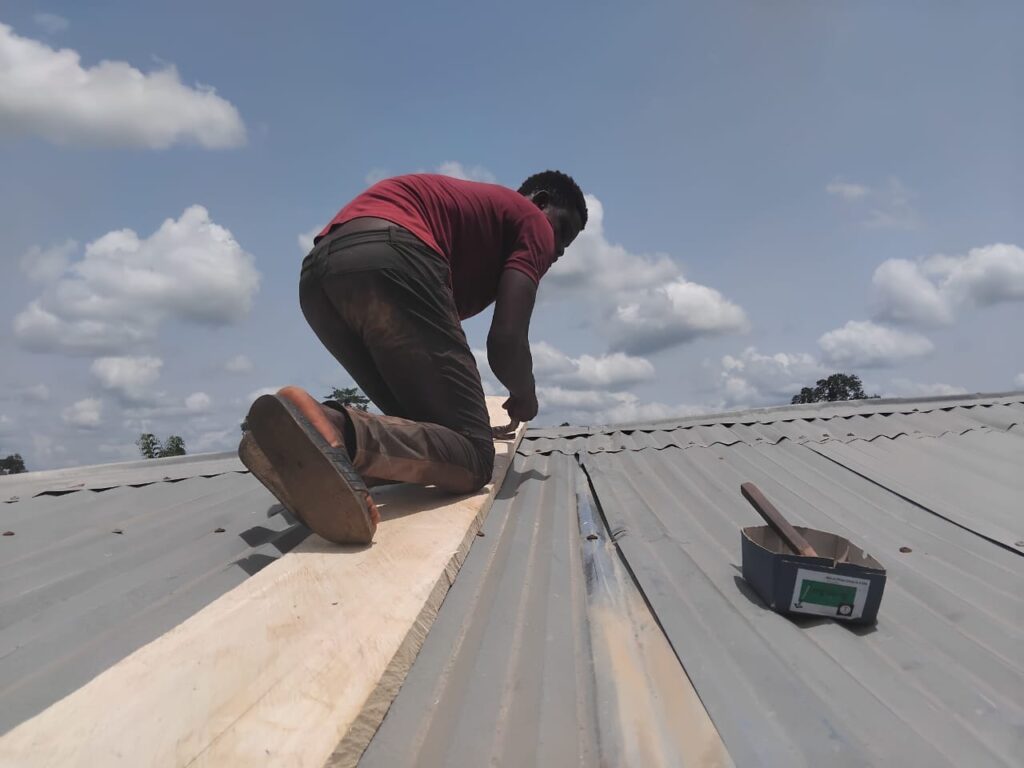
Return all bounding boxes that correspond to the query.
[531,189,551,209]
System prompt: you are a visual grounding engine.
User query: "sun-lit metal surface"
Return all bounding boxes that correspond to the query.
[359,394,1023,766]
[582,437,1023,767]
[4,393,1022,764]
[359,454,730,767]
[0,468,306,734]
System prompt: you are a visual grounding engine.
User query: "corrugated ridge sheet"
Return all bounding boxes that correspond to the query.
[0,470,306,734]
[521,395,1024,455]
[584,437,1023,767]
[359,455,731,768]
[359,453,603,767]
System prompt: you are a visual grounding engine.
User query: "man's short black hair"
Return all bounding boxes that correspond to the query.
[518,170,588,229]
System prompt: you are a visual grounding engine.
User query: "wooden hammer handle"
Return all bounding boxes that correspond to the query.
[741,482,819,558]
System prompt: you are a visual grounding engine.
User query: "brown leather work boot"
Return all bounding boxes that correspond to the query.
[241,386,379,545]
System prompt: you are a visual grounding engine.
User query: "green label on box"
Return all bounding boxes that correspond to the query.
[790,568,870,619]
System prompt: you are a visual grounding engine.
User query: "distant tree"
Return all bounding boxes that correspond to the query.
[326,386,370,411]
[160,435,187,457]
[137,433,187,458]
[137,433,161,459]
[0,454,26,474]
[791,373,879,404]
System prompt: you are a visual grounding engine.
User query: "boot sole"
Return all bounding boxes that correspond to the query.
[246,394,376,545]
[238,431,306,526]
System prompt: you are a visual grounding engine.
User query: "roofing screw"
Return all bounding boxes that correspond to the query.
[899,546,912,553]
[1015,541,1024,548]
[2,531,14,536]
[112,529,124,535]
[476,530,485,537]
[214,527,226,533]
[586,533,599,541]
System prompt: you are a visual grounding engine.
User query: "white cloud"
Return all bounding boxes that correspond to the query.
[872,258,953,327]
[190,427,237,453]
[609,279,748,355]
[0,22,245,148]
[62,397,102,428]
[3,383,51,403]
[365,168,390,186]
[13,206,260,355]
[538,386,703,425]
[97,442,141,461]
[872,244,1024,327]
[548,195,747,355]
[185,392,212,412]
[20,239,77,282]
[436,161,497,183]
[32,13,69,34]
[825,179,869,201]
[929,243,1024,308]
[716,347,829,408]
[246,386,282,403]
[547,197,677,293]
[1015,373,1024,389]
[882,379,968,398]
[224,354,254,373]
[0,414,14,435]
[297,226,320,253]
[25,383,50,402]
[531,341,655,390]
[865,178,918,230]
[91,356,163,401]
[827,176,918,230]
[819,320,934,368]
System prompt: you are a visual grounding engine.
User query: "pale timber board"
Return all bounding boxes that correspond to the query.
[0,398,522,768]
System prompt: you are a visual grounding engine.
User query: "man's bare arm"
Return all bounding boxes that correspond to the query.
[487,269,538,422]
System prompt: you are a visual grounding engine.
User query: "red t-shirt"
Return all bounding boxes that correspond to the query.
[317,174,557,319]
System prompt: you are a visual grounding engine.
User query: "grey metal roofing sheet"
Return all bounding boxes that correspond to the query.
[521,394,1024,455]
[3,393,1022,764]
[366,396,1023,767]
[0,467,307,734]
[525,392,1024,439]
[0,450,245,502]
[358,452,603,767]
[582,439,1023,767]
[358,453,731,768]
[811,429,1024,549]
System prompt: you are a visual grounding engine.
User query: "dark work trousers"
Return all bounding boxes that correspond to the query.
[298,224,495,494]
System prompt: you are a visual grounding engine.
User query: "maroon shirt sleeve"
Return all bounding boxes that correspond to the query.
[503,209,557,284]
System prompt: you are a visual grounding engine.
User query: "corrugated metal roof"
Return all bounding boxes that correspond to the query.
[357,453,730,768]
[0,464,308,733]
[364,393,1024,767]
[582,439,1022,767]
[0,451,246,502]
[521,394,1024,455]
[3,392,1022,764]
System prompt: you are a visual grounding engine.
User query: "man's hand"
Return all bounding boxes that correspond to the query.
[503,390,538,423]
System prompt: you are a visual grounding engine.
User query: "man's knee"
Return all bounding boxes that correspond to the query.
[468,439,496,492]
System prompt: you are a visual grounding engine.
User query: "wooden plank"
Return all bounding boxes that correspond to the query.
[0,398,523,768]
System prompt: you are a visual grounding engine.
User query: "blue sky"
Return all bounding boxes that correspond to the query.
[1,1,1021,470]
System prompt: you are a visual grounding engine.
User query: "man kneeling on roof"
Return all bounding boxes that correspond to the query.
[240,171,587,544]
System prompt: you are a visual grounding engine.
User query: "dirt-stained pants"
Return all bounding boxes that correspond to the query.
[298,224,495,494]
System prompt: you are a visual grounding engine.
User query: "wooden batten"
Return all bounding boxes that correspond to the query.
[0,398,523,768]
